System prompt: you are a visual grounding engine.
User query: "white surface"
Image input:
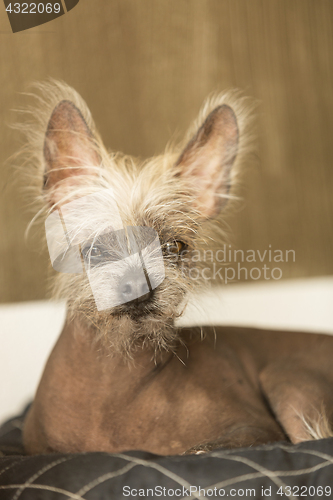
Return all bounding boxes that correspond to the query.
[178,276,333,334]
[0,276,333,425]
[0,301,66,425]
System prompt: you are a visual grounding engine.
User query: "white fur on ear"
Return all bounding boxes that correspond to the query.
[177,104,239,218]
[43,100,101,204]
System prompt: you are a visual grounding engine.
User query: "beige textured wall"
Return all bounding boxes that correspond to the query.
[0,0,332,303]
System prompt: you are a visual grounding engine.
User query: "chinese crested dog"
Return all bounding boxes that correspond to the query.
[19,81,333,455]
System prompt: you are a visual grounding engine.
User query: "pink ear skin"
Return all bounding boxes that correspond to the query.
[177,105,239,219]
[43,100,100,204]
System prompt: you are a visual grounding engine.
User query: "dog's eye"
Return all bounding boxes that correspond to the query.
[81,245,103,260]
[165,241,186,255]
[81,243,123,267]
[90,246,102,258]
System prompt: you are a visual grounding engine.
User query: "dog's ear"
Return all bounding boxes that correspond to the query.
[43,100,100,205]
[177,104,239,218]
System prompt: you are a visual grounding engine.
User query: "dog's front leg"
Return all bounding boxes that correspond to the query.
[184,422,287,454]
[184,419,287,455]
[183,403,287,454]
[259,358,333,443]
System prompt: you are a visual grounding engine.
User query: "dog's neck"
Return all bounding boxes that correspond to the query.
[69,304,181,357]
[64,314,178,374]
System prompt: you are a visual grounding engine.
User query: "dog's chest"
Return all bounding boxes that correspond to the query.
[36,343,281,455]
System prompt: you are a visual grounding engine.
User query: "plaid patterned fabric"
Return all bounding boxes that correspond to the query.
[0,405,333,499]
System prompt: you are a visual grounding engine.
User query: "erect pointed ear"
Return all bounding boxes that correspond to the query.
[176,104,239,218]
[43,100,100,205]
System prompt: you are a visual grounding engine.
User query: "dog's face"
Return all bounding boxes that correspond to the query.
[41,90,239,353]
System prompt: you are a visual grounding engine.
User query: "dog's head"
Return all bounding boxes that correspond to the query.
[28,82,246,353]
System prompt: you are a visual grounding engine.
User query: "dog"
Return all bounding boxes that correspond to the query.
[20,81,333,455]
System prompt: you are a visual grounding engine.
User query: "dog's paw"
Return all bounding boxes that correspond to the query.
[184,449,207,455]
[183,442,219,455]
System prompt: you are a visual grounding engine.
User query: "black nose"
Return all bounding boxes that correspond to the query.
[119,279,152,303]
[118,267,154,304]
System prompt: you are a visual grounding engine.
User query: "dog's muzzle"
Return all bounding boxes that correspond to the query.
[45,189,165,311]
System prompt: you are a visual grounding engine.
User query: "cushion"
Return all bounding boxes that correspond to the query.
[0,405,332,499]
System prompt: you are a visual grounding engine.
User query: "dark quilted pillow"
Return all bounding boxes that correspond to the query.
[0,405,333,499]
